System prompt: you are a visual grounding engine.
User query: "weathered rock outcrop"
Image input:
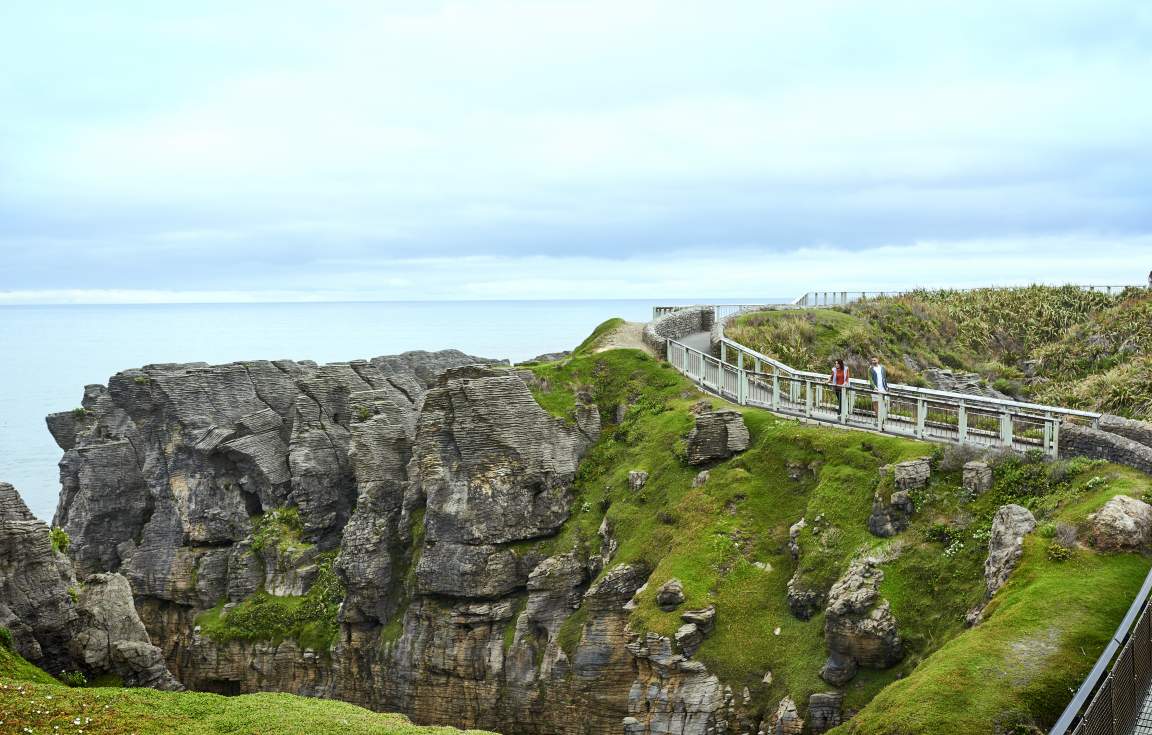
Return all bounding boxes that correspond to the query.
[963,461,993,496]
[820,558,903,685]
[868,459,928,537]
[0,481,180,689]
[983,505,1037,597]
[1088,495,1152,551]
[966,504,1036,626]
[686,410,750,465]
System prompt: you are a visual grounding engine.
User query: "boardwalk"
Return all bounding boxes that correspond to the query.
[655,303,1101,458]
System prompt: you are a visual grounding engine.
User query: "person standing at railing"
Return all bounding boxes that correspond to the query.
[829,359,850,410]
[868,356,889,418]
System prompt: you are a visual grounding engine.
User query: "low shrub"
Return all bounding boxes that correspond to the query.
[59,670,88,687]
[49,527,70,554]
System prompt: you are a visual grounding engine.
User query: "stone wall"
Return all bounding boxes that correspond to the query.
[1059,424,1152,474]
[1099,415,1152,450]
[642,307,715,355]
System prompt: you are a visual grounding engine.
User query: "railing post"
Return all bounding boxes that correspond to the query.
[738,368,747,405]
[957,401,967,443]
[915,399,926,438]
[1044,412,1054,457]
[754,357,761,373]
[721,342,727,363]
[841,389,852,423]
[772,369,780,409]
[1000,411,1013,448]
[1052,418,1061,459]
[737,352,743,371]
[805,380,814,417]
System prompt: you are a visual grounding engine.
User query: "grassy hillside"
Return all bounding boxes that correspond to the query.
[725,286,1152,418]
[0,643,496,735]
[525,328,1152,732]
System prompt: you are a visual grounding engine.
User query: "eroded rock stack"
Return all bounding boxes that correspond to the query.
[0,481,180,689]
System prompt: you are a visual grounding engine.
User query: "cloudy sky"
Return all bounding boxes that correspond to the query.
[1,0,1150,302]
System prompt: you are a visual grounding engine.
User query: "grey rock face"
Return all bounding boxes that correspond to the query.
[1088,495,1152,552]
[821,558,903,684]
[656,578,686,611]
[963,461,993,496]
[808,691,844,734]
[686,410,750,465]
[893,458,931,491]
[983,504,1037,597]
[628,471,649,491]
[788,518,806,560]
[415,365,598,549]
[674,623,703,657]
[70,573,183,690]
[691,470,709,488]
[786,572,823,621]
[0,481,180,690]
[868,460,926,537]
[680,606,716,635]
[0,481,79,673]
[768,695,804,735]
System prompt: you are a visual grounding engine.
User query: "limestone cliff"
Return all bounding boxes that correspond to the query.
[42,351,670,733]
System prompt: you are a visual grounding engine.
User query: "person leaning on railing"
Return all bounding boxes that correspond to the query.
[869,356,889,413]
[829,359,850,409]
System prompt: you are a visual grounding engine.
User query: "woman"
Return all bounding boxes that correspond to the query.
[829,359,850,410]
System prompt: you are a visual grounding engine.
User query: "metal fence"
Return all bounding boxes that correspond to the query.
[1049,567,1152,735]
[789,285,1138,308]
[657,300,1103,457]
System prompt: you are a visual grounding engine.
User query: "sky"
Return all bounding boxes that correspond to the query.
[1,0,1150,303]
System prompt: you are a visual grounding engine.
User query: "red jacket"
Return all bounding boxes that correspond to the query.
[831,366,850,386]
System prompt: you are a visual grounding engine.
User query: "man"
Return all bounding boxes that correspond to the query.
[868,356,889,421]
[868,356,889,394]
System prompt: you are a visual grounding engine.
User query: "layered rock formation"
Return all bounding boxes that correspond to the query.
[0,481,179,689]
[39,350,765,734]
[820,559,904,686]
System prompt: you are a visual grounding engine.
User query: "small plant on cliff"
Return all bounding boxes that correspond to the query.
[49,527,70,554]
[132,375,151,385]
[70,407,89,420]
[250,507,306,553]
[58,670,88,687]
[197,555,346,650]
[1046,543,1073,562]
[354,406,373,423]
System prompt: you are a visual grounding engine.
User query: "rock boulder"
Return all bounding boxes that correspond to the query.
[1088,495,1152,552]
[686,410,750,465]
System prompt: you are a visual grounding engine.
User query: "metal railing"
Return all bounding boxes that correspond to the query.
[1049,566,1152,735]
[790,285,1138,308]
[656,302,1103,457]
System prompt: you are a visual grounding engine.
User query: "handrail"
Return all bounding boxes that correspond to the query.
[656,301,1108,459]
[790,285,1139,308]
[1048,564,1152,734]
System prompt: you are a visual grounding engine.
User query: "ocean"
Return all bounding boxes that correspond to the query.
[0,299,772,522]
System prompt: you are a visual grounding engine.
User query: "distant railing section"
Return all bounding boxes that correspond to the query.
[655,301,1103,457]
[651,304,768,321]
[790,285,1138,308]
[1048,566,1152,735]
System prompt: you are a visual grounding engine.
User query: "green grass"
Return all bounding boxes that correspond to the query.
[528,335,1152,728]
[832,542,1149,734]
[195,554,345,650]
[0,676,497,734]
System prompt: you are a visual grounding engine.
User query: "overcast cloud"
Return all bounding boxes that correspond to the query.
[1,0,1150,301]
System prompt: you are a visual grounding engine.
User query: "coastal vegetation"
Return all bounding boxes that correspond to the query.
[522,323,1151,730]
[726,286,1152,419]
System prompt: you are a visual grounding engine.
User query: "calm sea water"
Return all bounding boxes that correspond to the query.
[0,299,772,522]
